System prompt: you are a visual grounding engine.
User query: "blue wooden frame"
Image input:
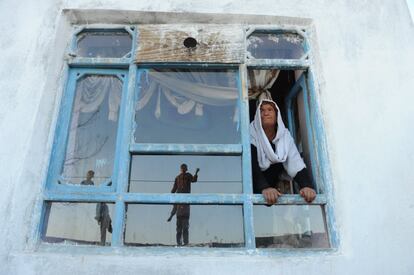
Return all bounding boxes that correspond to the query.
[285,74,319,190]
[37,24,338,252]
[245,26,338,249]
[70,26,135,59]
[45,68,129,194]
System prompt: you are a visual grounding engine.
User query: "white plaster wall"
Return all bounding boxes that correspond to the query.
[1,0,414,274]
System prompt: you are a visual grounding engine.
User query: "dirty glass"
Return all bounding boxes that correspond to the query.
[253,205,329,248]
[43,202,114,246]
[76,31,132,58]
[60,75,122,186]
[134,69,240,144]
[129,155,242,193]
[247,33,305,59]
[124,204,244,247]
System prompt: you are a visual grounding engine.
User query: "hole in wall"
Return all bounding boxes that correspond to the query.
[183,37,197,49]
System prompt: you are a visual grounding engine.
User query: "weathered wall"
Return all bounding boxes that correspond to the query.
[1,0,413,274]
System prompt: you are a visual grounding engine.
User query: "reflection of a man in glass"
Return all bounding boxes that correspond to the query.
[167,163,199,246]
[79,170,113,245]
[80,170,95,185]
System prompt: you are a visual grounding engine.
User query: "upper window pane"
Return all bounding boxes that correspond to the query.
[61,75,123,186]
[134,69,240,144]
[247,33,305,59]
[76,31,132,58]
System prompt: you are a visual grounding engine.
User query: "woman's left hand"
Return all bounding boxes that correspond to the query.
[299,187,316,203]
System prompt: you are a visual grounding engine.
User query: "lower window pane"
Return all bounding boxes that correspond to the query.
[124,204,244,247]
[43,202,114,246]
[253,205,329,248]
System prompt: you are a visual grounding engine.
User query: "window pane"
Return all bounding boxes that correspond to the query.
[61,75,122,186]
[253,205,329,248]
[134,69,240,144]
[294,89,314,182]
[247,33,305,59]
[43,202,114,246]
[129,155,242,193]
[124,204,244,247]
[77,31,132,58]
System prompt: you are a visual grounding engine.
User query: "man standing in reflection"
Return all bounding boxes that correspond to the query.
[167,164,199,246]
[80,170,113,245]
[95,202,112,246]
[80,170,95,185]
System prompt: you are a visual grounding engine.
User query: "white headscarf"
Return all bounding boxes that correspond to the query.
[250,99,306,178]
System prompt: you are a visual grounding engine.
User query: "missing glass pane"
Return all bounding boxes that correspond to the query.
[76,31,132,58]
[129,155,242,193]
[43,202,114,246]
[254,205,329,248]
[124,204,244,247]
[247,33,305,59]
[134,69,240,144]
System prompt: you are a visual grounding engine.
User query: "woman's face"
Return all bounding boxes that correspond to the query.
[260,102,277,129]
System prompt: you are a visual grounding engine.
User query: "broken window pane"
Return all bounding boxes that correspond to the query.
[61,75,122,186]
[124,204,244,247]
[43,202,114,246]
[129,155,242,193]
[247,33,305,59]
[76,31,132,58]
[254,205,329,248]
[134,69,240,144]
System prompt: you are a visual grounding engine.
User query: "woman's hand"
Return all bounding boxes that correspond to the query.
[262,187,282,205]
[299,187,316,203]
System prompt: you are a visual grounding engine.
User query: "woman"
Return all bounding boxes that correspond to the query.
[250,99,316,204]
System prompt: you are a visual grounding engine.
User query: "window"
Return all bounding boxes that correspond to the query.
[39,23,337,251]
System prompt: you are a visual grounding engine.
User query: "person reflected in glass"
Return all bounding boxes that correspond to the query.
[250,99,316,205]
[95,202,112,246]
[167,164,199,246]
[80,170,95,185]
[79,170,112,245]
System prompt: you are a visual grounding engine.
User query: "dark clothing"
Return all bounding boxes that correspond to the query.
[170,204,190,219]
[80,179,94,185]
[170,171,197,245]
[176,217,189,245]
[95,202,112,246]
[251,144,314,194]
[171,172,198,193]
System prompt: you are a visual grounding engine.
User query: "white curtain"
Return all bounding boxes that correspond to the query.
[73,76,122,122]
[248,69,280,101]
[136,70,239,123]
[63,76,122,183]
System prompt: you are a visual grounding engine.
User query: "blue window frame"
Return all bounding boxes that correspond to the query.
[37,24,338,252]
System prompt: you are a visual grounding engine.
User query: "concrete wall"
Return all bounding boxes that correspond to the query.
[1,0,413,274]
